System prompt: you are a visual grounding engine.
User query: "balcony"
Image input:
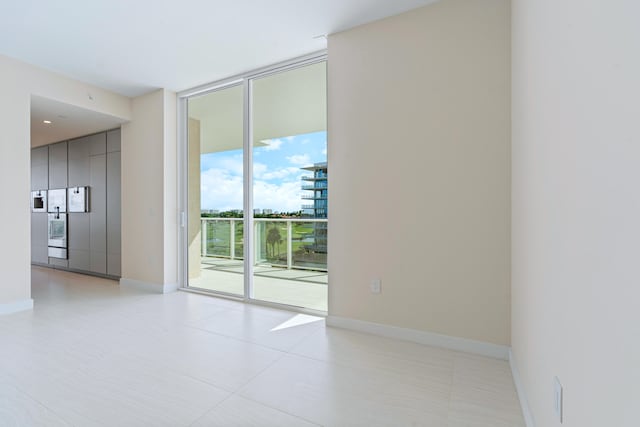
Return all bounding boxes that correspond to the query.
[301,174,327,181]
[301,184,328,191]
[189,217,328,311]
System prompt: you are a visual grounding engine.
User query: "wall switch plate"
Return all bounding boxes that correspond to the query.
[553,376,563,423]
[370,278,382,294]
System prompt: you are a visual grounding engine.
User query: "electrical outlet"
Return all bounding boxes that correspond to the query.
[370,278,381,294]
[553,376,563,423]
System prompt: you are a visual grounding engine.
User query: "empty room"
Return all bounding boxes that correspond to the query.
[0,0,637,426]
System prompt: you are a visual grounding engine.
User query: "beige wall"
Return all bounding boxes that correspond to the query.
[0,58,31,308]
[511,0,640,426]
[0,54,130,311]
[328,0,511,345]
[121,89,178,290]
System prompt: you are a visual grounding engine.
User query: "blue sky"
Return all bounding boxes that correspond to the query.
[201,131,327,212]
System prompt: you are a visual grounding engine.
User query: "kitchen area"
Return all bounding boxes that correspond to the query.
[30,96,124,280]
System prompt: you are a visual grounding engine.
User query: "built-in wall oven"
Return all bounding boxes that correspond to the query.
[31,190,47,212]
[47,188,67,259]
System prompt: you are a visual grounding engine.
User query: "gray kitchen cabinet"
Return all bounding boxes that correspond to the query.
[68,136,92,271]
[31,213,48,264]
[68,136,90,186]
[31,146,48,191]
[32,129,121,278]
[106,150,121,276]
[88,133,106,156]
[107,129,121,153]
[90,154,107,274]
[31,146,49,264]
[48,141,68,189]
[68,213,90,271]
[68,132,108,275]
[49,257,69,268]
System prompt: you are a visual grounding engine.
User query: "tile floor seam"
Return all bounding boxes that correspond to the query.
[175,378,237,427]
[233,344,290,391]
[444,355,458,427]
[184,323,316,353]
[11,382,81,427]
[232,394,325,427]
[185,396,235,427]
[188,351,324,427]
[156,364,241,396]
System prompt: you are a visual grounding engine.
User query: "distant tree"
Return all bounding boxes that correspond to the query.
[266,226,282,259]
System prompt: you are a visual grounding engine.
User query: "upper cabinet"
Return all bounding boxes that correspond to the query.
[48,141,68,189]
[31,145,48,191]
[68,136,90,187]
[107,128,121,153]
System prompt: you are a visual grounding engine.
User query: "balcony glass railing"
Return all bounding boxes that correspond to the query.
[301,194,327,200]
[201,217,328,271]
[301,183,328,191]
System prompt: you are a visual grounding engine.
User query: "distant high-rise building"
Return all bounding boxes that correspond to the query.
[301,162,327,253]
[301,162,327,218]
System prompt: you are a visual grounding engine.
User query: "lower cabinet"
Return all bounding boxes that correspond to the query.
[31,213,48,264]
[68,213,90,271]
[89,153,107,275]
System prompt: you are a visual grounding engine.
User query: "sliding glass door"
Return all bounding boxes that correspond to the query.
[186,84,245,297]
[251,62,327,310]
[182,55,327,312]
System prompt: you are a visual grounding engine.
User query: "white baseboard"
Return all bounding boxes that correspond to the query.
[119,278,178,294]
[326,315,509,360]
[0,298,34,315]
[509,349,535,427]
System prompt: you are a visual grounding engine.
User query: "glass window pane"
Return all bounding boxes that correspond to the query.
[251,61,328,311]
[187,84,244,296]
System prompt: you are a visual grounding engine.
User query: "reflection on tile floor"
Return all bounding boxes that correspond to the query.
[0,266,525,426]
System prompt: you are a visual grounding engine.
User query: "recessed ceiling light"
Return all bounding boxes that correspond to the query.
[43,120,52,124]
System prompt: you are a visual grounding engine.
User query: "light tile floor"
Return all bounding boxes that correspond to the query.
[0,266,525,426]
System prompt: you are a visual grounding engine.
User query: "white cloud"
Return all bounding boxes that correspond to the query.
[321,148,327,155]
[261,167,300,181]
[215,155,243,176]
[202,165,305,212]
[200,168,244,211]
[253,180,303,213]
[253,162,268,178]
[287,154,311,166]
[262,139,283,151]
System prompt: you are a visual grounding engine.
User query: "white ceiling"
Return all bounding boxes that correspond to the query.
[31,95,128,147]
[0,0,437,97]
